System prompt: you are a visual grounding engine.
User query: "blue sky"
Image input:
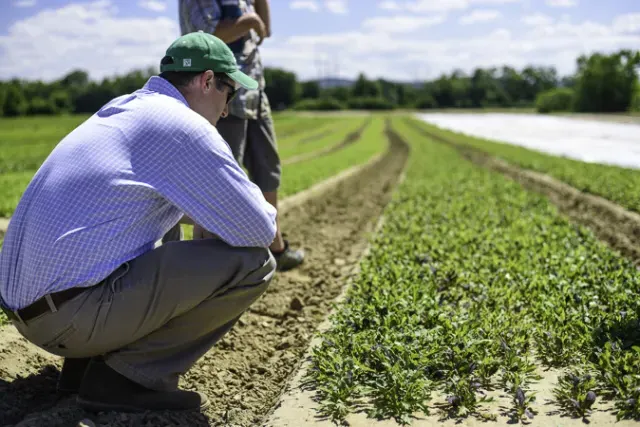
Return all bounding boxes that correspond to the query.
[1,0,639,82]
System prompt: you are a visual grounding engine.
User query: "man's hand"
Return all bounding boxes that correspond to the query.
[251,13,268,44]
[254,0,271,41]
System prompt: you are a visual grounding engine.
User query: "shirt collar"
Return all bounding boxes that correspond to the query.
[143,76,190,107]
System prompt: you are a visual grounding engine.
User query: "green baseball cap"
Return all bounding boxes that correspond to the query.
[160,31,258,90]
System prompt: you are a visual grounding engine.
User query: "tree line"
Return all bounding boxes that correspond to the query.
[0,49,638,117]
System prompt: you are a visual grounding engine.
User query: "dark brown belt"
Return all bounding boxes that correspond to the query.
[2,286,89,324]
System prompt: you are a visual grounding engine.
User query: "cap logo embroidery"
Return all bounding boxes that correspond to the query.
[183,59,192,67]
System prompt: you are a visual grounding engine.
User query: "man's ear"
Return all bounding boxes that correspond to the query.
[200,70,215,93]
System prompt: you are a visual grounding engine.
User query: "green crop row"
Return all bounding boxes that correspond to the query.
[306,118,640,425]
[273,115,335,138]
[278,117,384,197]
[278,116,368,160]
[408,118,640,214]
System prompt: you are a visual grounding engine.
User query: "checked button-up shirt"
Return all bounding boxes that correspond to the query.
[0,76,277,310]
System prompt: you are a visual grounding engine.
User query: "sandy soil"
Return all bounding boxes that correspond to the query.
[0,122,408,427]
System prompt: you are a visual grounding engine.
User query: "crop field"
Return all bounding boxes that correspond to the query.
[1,113,640,426]
[302,118,640,425]
[410,119,640,214]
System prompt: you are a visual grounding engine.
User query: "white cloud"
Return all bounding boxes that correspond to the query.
[325,0,348,14]
[613,13,640,34]
[459,9,502,25]
[14,0,36,7]
[0,0,179,81]
[290,0,320,12]
[138,0,166,12]
[522,13,554,27]
[400,0,519,13]
[260,13,640,82]
[362,15,446,33]
[546,0,578,7]
[378,0,401,10]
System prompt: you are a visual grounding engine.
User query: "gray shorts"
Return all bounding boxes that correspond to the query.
[217,113,281,193]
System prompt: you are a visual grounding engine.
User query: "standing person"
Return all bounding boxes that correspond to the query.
[0,32,277,413]
[179,0,305,272]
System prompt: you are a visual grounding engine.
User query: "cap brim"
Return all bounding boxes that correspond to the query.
[227,69,258,90]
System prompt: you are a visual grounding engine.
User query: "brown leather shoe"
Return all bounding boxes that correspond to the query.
[77,358,209,413]
[57,357,91,395]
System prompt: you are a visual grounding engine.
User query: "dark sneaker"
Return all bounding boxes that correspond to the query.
[57,357,91,395]
[272,240,305,272]
[77,358,209,413]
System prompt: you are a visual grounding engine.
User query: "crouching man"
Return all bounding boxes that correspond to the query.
[0,32,276,413]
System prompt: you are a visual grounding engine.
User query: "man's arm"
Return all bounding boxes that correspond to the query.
[211,0,267,44]
[254,0,271,37]
[156,123,277,248]
[213,13,265,43]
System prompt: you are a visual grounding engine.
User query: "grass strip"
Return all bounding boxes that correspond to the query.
[278,117,384,198]
[305,117,640,425]
[409,118,640,214]
[278,117,368,161]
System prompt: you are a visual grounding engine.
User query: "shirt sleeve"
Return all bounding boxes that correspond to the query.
[179,0,223,34]
[155,122,277,248]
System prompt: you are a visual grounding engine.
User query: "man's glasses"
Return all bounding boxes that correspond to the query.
[215,76,237,104]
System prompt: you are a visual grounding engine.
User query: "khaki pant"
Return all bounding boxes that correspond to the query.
[13,237,276,391]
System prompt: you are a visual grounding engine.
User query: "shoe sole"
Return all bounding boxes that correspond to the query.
[76,397,210,413]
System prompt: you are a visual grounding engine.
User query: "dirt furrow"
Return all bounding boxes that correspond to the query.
[282,117,372,166]
[0,121,408,427]
[406,118,640,266]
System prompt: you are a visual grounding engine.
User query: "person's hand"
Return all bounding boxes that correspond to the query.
[250,13,268,44]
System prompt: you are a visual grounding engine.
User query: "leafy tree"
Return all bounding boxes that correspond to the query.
[300,81,321,99]
[3,83,28,117]
[352,73,381,98]
[50,91,73,113]
[28,97,57,115]
[264,67,299,110]
[323,86,350,102]
[573,50,640,112]
[536,88,575,113]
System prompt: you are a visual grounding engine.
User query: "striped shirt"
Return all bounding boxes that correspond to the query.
[0,76,277,310]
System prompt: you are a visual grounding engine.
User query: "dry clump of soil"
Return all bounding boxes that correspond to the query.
[0,122,408,427]
[407,119,640,266]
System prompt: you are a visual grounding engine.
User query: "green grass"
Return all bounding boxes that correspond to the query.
[274,115,335,138]
[409,118,640,214]
[278,117,384,197]
[278,116,367,160]
[306,118,640,425]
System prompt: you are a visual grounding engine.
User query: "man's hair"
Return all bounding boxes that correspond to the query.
[159,70,203,89]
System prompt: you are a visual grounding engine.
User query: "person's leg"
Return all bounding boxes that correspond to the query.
[216,114,248,166]
[244,108,305,271]
[12,238,276,412]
